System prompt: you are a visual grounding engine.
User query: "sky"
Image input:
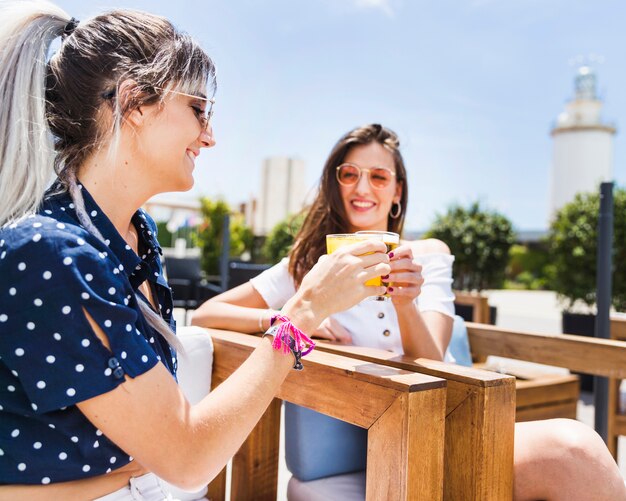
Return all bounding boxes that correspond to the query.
[54,0,626,231]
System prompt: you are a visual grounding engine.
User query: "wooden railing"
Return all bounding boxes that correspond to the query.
[608,315,626,458]
[467,322,626,379]
[206,330,448,501]
[316,322,626,500]
[198,322,626,500]
[314,342,516,500]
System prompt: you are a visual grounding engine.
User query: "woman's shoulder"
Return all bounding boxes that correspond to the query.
[1,214,107,265]
[403,238,451,256]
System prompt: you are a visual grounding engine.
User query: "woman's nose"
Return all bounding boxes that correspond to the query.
[200,124,216,148]
[355,170,371,193]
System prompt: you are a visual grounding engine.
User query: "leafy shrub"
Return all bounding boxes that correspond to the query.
[195,197,253,275]
[155,221,173,249]
[262,212,306,264]
[506,244,550,290]
[425,202,516,291]
[547,189,626,312]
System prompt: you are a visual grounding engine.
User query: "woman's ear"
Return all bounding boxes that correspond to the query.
[395,180,404,201]
[117,79,144,127]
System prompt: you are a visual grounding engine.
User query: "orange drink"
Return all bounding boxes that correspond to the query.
[355,231,399,298]
[326,232,399,299]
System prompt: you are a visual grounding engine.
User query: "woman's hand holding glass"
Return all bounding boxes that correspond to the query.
[385,244,424,306]
[297,240,391,321]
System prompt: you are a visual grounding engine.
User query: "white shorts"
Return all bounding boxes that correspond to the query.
[91,473,175,501]
[92,473,208,501]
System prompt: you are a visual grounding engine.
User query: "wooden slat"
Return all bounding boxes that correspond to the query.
[608,376,620,458]
[515,401,578,422]
[607,316,626,459]
[207,363,228,501]
[514,377,579,409]
[315,341,516,500]
[467,322,626,378]
[231,398,282,501]
[316,342,510,388]
[211,330,443,391]
[443,380,515,500]
[210,330,445,429]
[612,412,626,432]
[206,468,226,501]
[611,316,626,341]
[366,389,447,501]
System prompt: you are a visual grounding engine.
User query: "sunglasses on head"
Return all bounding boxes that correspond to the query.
[335,163,396,189]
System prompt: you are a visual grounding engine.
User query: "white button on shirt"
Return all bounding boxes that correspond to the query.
[250,254,456,357]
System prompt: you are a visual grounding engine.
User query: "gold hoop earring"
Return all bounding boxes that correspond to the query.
[390,202,402,219]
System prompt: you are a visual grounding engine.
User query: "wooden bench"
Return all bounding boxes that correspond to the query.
[314,342,516,500]
[317,324,626,500]
[454,292,580,422]
[608,315,626,459]
[465,322,626,379]
[205,330,448,501]
[496,369,578,422]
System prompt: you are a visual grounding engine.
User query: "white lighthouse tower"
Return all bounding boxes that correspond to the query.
[549,65,616,220]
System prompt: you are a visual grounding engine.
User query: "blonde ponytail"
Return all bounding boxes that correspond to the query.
[0,1,69,226]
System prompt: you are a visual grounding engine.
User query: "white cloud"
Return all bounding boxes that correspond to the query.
[352,0,395,17]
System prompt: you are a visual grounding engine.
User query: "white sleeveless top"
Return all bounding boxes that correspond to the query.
[250,254,455,355]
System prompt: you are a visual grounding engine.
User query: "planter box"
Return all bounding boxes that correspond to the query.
[453,291,497,325]
[455,303,497,325]
[562,312,596,392]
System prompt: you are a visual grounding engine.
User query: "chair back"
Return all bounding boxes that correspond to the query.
[165,256,202,282]
[446,315,473,367]
[228,261,272,289]
[284,403,367,481]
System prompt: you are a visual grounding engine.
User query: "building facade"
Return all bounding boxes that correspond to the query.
[253,157,307,235]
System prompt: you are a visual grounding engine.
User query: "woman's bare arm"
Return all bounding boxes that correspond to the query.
[191,282,277,333]
[78,240,391,490]
[391,238,454,360]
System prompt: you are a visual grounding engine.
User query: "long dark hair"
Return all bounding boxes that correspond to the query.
[289,124,408,286]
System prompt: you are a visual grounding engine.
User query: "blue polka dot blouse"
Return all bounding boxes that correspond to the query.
[0,183,178,485]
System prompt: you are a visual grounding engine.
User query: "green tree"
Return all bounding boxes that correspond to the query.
[547,189,626,312]
[425,202,516,291]
[506,244,551,290]
[262,212,307,264]
[195,197,253,276]
[155,221,173,249]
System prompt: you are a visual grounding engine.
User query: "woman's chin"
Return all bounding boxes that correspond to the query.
[166,176,195,193]
[347,214,387,232]
[181,177,195,192]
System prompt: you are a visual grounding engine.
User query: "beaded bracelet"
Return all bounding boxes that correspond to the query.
[261,314,315,371]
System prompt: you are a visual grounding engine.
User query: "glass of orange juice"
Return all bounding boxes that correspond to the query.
[326,231,399,301]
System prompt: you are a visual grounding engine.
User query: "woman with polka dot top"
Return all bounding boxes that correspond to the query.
[0,2,391,499]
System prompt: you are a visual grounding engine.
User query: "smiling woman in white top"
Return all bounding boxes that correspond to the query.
[194,124,455,361]
[193,124,626,501]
